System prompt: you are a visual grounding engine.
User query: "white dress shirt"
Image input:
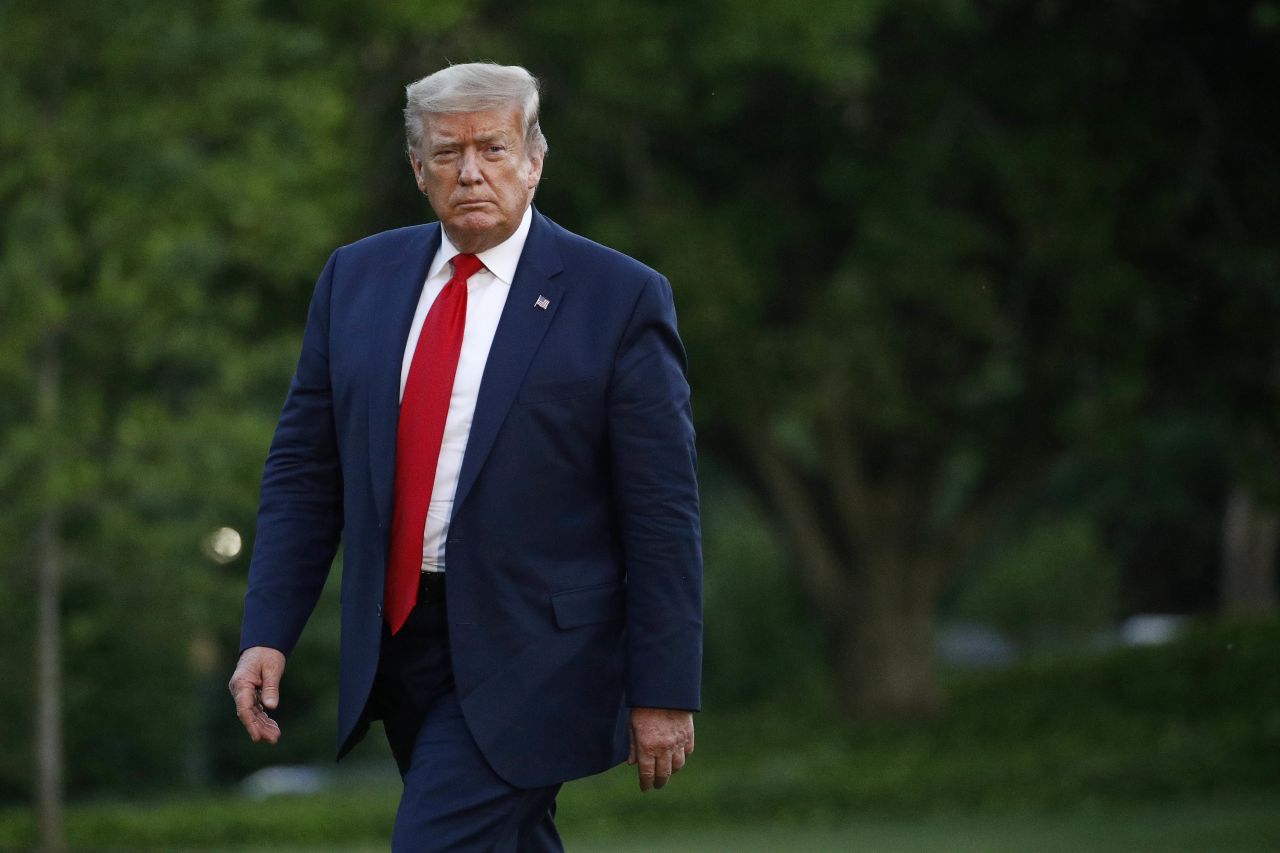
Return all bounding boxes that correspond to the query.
[399,205,532,572]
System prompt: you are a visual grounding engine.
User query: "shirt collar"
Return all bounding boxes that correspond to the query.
[428,204,534,285]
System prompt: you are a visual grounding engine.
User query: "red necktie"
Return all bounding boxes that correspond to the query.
[385,253,483,634]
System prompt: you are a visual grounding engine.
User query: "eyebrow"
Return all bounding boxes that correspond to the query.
[429,131,510,149]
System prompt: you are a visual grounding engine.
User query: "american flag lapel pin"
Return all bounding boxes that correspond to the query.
[534,294,551,310]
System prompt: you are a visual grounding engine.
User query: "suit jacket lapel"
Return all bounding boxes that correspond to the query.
[368,223,441,529]
[452,209,565,516]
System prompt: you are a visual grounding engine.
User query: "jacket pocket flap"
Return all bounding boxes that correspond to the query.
[551,582,623,629]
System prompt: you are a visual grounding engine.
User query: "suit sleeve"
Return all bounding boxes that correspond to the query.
[239,250,345,656]
[609,272,703,711]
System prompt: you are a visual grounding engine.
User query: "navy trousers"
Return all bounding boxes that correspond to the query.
[368,575,562,852]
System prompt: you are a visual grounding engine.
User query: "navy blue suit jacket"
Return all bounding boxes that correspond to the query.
[239,208,703,788]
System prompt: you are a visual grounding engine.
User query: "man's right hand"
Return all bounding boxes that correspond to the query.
[228,646,286,744]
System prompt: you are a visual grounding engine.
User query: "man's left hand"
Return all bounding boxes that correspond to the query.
[628,707,695,792]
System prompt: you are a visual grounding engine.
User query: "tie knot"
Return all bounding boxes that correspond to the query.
[451,253,484,281]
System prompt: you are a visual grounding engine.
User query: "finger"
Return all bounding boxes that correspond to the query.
[637,755,656,792]
[686,724,695,754]
[232,683,259,718]
[671,745,687,773]
[232,680,280,744]
[248,706,282,744]
[254,711,282,745]
[627,727,637,766]
[260,659,284,711]
[238,708,272,743]
[652,750,673,790]
[236,702,259,737]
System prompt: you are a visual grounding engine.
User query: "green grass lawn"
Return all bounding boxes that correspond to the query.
[19,794,1276,852]
[573,797,1280,853]
[577,797,1280,852]
[2,779,1277,852]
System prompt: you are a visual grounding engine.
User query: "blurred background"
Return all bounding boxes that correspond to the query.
[2,0,1279,850]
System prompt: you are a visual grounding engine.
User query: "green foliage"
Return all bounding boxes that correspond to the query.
[0,617,1276,848]
[496,0,1280,717]
[2,0,1279,805]
[952,515,1121,645]
[0,0,368,799]
[0,789,396,850]
[698,462,831,706]
[586,618,1280,823]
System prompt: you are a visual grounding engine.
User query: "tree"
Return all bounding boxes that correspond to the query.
[484,0,1280,716]
[484,0,1004,717]
[0,0,364,810]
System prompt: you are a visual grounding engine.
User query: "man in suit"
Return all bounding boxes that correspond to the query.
[227,62,702,850]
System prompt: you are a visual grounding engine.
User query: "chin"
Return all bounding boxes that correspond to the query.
[453,213,502,232]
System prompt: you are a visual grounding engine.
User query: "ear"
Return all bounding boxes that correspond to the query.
[526,152,544,190]
[408,149,427,193]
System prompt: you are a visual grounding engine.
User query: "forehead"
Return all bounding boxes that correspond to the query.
[424,108,524,143]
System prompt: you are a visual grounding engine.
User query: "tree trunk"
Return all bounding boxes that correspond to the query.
[838,556,944,719]
[35,336,65,853]
[1221,484,1278,616]
[739,425,848,624]
[740,423,948,719]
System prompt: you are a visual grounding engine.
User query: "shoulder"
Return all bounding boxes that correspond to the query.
[331,222,438,266]
[540,213,663,288]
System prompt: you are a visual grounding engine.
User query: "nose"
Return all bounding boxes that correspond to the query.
[459,148,484,185]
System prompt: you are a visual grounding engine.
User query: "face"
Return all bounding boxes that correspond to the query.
[409,107,543,254]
